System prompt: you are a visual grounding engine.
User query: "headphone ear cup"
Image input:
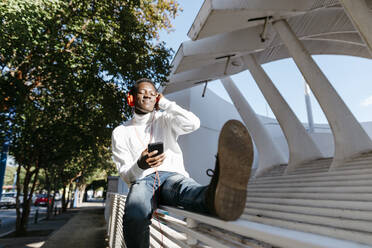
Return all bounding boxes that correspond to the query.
[127,94,134,107]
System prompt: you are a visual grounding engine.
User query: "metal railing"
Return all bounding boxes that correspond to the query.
[105,192,368,248]
[106,193,126,248]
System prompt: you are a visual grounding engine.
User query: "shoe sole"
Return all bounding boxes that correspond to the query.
[215,120,253,221]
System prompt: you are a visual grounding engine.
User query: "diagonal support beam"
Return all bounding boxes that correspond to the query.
[220,77,286,176]
[339,0,372,56]
[272,19,372,169]
[243,54,324,172]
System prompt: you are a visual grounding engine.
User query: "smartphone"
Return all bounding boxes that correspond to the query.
[148,142,164,155]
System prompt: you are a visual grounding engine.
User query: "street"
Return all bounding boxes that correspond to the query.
[0,205,48,236]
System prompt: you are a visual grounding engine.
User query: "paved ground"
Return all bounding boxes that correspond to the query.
[43,206,106,248]
[0,202,106,248]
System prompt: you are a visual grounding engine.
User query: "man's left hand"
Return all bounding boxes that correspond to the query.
[155,93,164,110]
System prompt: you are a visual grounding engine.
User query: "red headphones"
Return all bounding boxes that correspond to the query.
[127,92,135,107]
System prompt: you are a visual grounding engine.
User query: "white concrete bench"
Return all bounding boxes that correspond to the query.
[244,154,372,246]
[105,154,372,247]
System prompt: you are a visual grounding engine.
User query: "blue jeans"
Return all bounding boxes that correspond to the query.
[123,171,209,248]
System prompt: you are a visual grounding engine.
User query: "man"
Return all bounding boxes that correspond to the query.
[112,78,253,248]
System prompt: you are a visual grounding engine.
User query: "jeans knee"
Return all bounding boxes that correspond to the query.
[124,210,148,225]
[124,203,151,226]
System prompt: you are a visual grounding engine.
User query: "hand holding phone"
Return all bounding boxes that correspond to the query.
[138,142,165,170]
[148,142,164,155]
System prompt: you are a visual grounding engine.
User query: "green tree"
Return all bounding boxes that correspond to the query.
[0,0,180,235]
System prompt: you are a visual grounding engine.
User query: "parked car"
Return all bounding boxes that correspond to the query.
[1,192,26,208]
[3,192,16,198]
[34,194,51,206]
[0,194,16,208]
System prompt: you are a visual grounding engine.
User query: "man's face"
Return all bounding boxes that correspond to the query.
[134,82,158,114]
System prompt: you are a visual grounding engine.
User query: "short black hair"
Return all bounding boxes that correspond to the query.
[130,78,156,94]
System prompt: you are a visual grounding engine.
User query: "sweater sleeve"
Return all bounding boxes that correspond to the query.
[158,97,200,135]
[111,127,143,184]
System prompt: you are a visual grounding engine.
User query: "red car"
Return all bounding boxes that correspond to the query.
[34,194,52,206]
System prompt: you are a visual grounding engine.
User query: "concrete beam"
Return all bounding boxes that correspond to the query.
[272,19,372,168]
[220,77,286,176]
[339,0,372,56]
[243,54,324,172]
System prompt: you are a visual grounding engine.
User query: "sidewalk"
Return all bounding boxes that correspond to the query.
[0,202,106,248]
[43,205,106,248]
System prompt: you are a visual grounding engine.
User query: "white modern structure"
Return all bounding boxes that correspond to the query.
[106,1,372,247]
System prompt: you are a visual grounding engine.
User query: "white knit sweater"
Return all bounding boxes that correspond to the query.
[111,97,200,185]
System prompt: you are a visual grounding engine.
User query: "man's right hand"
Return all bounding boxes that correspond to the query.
[137,148,166,170]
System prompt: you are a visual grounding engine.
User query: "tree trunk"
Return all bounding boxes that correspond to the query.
[62,185,67,212]
[45,172,51,220]
[15,165,39,236]
[66,183,73,210]
[15,164,24,236]
[73,184,86,208]
[16,167,31,236]
[83,187,88,202]
[51,191,56,215]
[70,183,77,209]
[79,184,87,205]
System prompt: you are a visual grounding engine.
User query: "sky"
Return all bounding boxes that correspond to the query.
[158,0,372,124]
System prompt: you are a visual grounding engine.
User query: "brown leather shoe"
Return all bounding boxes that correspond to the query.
[205,120,253,221]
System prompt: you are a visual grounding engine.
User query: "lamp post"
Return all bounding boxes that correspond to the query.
[304,82,315,133]
[0,107,15,199]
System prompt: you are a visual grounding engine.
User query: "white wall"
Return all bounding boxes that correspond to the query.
[168,85,249,185]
